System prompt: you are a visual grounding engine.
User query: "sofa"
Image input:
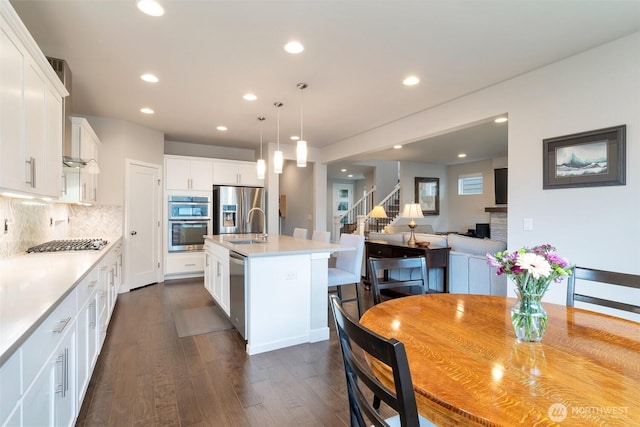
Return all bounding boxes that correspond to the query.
[367,231,507,296]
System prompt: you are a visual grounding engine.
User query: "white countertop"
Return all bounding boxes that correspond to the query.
[204,234,354,257]
[0,236,122,365]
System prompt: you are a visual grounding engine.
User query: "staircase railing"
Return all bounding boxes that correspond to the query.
[332,186,376,240]
[332,183,403,239]
[364,183,401,233]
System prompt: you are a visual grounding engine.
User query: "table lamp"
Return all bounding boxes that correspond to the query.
[369,205,387,232]
[401,203,423,246]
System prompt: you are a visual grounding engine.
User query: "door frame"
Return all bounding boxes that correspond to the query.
[123,158,163,291]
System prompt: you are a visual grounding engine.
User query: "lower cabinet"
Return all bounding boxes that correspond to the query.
[204,241,230,316]
[76,271,99,408]
[22,317,76,427]
[165,251,205,278]
[0,241,120,427]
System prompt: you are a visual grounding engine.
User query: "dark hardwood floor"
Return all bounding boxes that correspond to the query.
[76,278,381,426]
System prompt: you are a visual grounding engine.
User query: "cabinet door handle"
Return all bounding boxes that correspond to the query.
[61,174,67,195]
[217,261,221,277]
[55,348,69,397]
[89,301,96,328]
[53,317,72,334]
[185,263,196,267]
[25,157,36,187]
[88,280,98,289]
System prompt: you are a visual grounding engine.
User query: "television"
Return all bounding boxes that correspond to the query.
[494,168,508,205]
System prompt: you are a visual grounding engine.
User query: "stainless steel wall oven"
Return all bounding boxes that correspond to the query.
[168,196,210,252]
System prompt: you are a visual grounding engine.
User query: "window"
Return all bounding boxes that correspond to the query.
[458,173,483,195]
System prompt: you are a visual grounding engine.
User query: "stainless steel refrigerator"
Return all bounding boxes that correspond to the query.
[212,185,265,234]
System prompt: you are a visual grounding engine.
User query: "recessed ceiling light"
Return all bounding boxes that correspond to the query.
[140,73,159,83]
[290,135,300,141]
[458,153,467,158]
[243,93,257,101]
[284,41,304,54]
[348,174,353,178]
[137,0,164,17]
[341,169,347,172]
[140,107,154,114]
[216,126,228,131]
[393,145,402,149]
[494,117,508,123]
[403,76,420,86]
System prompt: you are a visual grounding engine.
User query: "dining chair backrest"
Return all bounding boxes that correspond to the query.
[335,233,365,277]
[369,257,429,305]
[292,228,308,239]
[330,295,432,427]
[566,266,640,315]
[311,230,331,242]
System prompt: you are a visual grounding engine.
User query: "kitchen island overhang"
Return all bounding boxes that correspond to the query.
[204,234,354,355]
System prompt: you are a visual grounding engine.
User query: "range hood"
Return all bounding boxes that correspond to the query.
[47,57,81,167]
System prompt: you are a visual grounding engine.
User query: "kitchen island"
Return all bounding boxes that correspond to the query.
[204,234,354,355]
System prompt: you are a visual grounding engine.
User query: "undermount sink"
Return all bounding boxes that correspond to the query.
[228,239,267,245]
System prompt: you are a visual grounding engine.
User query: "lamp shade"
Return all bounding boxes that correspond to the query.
[273,150,283,174]
[86,159,100,174]
[401,203,423,219]
[256,158,266,180]
[369,205,387,218]
[296,140,307,167]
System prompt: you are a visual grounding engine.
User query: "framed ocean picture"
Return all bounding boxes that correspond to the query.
[543,125,626,189]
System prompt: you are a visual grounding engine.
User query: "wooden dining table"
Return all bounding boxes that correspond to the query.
[359,294,640,426]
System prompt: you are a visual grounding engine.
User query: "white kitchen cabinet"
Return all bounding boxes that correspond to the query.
[0,3,67,199]
[165,156,212,191]
[22,320,76,427]
[60,117,100,204]
[204,240,230,316]
[76,269,99,408]
[0,239,121,427]
[0,350,20,426]
[213,159,263,187]
[165,251,204,278]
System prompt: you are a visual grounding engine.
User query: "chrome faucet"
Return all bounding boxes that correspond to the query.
[247,207,267,241]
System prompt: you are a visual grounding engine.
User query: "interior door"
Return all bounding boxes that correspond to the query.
[125,160,162,290]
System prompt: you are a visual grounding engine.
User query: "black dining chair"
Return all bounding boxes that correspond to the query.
[329,295,436,427]
[368,257,429,306]
[566,266,640,314]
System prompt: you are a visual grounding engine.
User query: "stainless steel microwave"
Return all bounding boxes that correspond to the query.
[168,195,209,220]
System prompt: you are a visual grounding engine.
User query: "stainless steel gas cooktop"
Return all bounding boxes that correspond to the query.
[26,238,108,253]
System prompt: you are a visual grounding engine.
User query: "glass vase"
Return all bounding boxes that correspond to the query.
[511,290,548,342]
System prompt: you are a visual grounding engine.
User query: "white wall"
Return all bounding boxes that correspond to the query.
[165,140,255,161]
[86,115,165,206]
[322,32,640,307]
[280,160,314,236]
[446,159,494,233]
[399,161,448,232]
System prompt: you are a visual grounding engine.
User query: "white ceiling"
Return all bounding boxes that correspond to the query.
[11,0,640,178]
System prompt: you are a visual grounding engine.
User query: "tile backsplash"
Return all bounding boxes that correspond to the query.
[0,196,122,258]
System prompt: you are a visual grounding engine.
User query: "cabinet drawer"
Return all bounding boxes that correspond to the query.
[76,267,99,307]
[165,254,204,274]
[368,244,394,258]
[22,289,77,388]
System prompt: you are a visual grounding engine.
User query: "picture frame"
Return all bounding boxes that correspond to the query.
[415,177,439,215]
[543,125,626,189]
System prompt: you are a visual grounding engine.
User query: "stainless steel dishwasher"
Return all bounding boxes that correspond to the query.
[229,251,246,339]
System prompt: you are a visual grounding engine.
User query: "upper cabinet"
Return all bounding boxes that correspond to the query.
[213,159,263,187]
[0,2,68,198]
[165,155,213,191]
[59,117,101,204]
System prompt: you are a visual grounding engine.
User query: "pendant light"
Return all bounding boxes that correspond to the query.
[296,83,308,167]
[273,102,284,174]
[256,116,266,180]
